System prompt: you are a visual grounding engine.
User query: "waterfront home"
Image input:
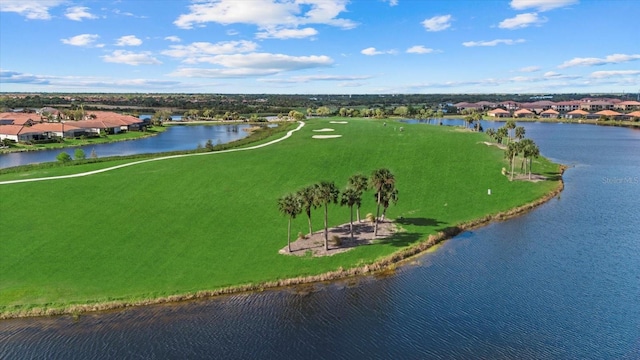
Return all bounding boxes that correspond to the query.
[565,109,589,119]
[624,111,640,120]
[0,125,45,142]
[540,109,560,118]
[487,108,510,117]
[514,109,535,118]
[595,110,624,120]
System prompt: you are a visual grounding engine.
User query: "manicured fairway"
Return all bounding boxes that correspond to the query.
[0,118,560,315]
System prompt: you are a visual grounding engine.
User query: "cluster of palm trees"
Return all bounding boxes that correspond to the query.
[486,121,540,181]
[277,168,398,253]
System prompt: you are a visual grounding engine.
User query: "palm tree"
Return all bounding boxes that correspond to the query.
[473,111,483,132]
[296,184,320,236]
[515,126,526,141]
[340,188,360,240]
[278,193,302,253]
[505,142,523,181]
[496,127,508,144]
[485,128,496,141]
[521,139,540,179]
[505,120,516,143]
[380,187,399,220]
[347,174,368,222]
[317,181,339,251]
[370,168,396,237]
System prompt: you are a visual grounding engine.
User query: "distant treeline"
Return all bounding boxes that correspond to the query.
[0,92,633,116]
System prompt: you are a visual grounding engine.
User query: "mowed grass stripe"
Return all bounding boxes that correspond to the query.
[0,118,560,312]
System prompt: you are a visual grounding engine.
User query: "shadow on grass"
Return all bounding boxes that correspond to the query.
[395,217,445,228]
[377,231,423,248]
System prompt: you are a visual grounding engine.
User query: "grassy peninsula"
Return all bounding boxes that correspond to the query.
[0,118,562,317]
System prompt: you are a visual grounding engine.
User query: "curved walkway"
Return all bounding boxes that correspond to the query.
[0,121,305,185]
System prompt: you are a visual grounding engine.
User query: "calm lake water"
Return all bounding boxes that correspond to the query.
[1,122,639,359]
[0,124,251,169]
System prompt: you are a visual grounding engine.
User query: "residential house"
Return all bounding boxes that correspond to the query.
[595,110,624,120]
[540,109,560,118]
[552,101,581,113]
[565,109,590,119]
[0,125,45,142]
[499,101,519,111]
[615,101,640,111]
[0,112,42,126]
[580,100,615,112]
[624,111,640,120]
[513,109,535,118]
[487,108,510,118]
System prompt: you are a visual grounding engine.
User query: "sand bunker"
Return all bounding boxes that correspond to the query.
[330,121,348,124]
[313,128,335,132]
[312,135,342,139]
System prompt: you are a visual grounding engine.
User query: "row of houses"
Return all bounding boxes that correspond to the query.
[455,98,640,114]
[486,107,640,119]
[0,111,146,143]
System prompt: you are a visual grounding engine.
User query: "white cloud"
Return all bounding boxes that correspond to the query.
[0,0,64,20]
[162,41,259,63]
[361,47,396,56]
[256,27,318,39]
[510,0,578,12]
[499,13,546,29]
[462,39,526,47]
[590,70,640,79]
[519,66,541,72]
[383,0,399,6]
[559,54,640,68]
[422,15,452,32]
[61,34,101,47]
[0,70,183,89]
[169,53,333,78]
[115,35,143,47]
[102,50,162,65]
[174,0,356,38]
[406,45,436,54]
[65,6,98,21]
[165,36,182,43]
[260,74,372,83]
[544,71,562,77]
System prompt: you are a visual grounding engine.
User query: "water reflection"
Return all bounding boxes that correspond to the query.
[0,124,252,169]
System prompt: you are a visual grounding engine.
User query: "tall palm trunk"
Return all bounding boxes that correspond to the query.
[287,218,292,253]
[510,152,516,181]
[306,209,313,236]
[356,205,361,223]
[529,157,533,180]
[324,204,329,251]
[349,206,354,240]
[374,191,382,237]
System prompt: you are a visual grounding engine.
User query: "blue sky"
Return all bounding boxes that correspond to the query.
[1,0,638,94]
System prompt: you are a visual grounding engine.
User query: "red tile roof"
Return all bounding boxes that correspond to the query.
[595,110,623,116]
[0,112,43,125]
[567,110,589,115]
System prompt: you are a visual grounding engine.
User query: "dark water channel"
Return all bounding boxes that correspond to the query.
[0,124,252,169]
[1,122,639,359]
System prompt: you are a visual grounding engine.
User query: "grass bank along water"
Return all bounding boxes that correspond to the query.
[0,118,562,318]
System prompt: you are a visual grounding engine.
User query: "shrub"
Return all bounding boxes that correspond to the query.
[74,148,86,160]
[297,232,306,240]
[331,235,342,246]
[56,152,72,163]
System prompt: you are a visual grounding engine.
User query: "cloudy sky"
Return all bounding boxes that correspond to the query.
[1,0,638,94]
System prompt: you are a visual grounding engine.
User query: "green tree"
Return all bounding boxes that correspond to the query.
[393,106,409,117]
[486,128,496,141]
[316,106,331,116]
[340,188,360,240]
[347,173,368,222]
[521,138,540,179]
[496,127,508,144]
[297,184,320,236]
[74,148,85,160]
[505,141,522,181]
[380,186,398,220]
[505,120,516,143]
[152,110,172,125]
[515,126,526,140]
[56,152,72,163]
[278,193,302,253]
[317,181,339,250]
[370,168,396,237]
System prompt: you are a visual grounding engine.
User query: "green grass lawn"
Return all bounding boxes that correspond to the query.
[0,118,561,315]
